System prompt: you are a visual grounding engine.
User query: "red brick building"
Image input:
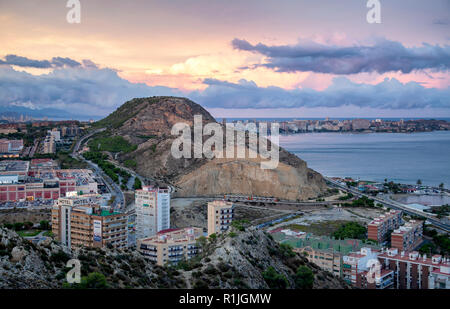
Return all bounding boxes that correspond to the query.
[367,210,402,243]
[378,248,450,289]
[391,220,423,251]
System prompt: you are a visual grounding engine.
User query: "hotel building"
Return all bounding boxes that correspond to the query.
[367,210,402,243]
[137,227,203,266]
[135,186,170,239]
[52,194,127,249]
[207,200,234,236]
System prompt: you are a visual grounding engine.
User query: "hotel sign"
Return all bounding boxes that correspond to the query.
[93,220,102,242]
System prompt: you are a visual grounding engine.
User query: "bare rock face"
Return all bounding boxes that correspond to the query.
[98,96,327,200]
[10,246,28,263]
[175,157,325,200]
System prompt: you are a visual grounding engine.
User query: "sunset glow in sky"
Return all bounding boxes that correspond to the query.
[0,0,449,119]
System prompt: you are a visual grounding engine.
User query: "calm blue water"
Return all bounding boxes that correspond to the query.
[278,131,450,187]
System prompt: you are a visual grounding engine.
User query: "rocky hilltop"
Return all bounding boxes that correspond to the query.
[0,227,349,289]
[94,96,326,200]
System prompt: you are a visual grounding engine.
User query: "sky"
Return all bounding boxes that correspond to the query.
[0,0,449,119]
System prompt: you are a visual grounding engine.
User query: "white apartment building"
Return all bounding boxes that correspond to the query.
[135,186,170,239]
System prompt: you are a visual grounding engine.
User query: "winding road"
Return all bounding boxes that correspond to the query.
[70,128,125,211]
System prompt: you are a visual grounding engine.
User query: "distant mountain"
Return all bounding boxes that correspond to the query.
[94,96,326,200]
[0,105,93,121]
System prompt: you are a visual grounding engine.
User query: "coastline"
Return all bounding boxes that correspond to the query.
[279,131,450,188]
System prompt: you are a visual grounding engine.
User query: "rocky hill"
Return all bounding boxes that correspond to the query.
[0,227,349,289]
[93,96,326,200]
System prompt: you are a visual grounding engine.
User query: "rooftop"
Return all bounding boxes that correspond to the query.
[0,160,29,172]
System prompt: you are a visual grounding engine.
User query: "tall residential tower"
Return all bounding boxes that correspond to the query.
[135,186,170,239]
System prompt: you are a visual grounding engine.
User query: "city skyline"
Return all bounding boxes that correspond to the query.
[0,0,449,119]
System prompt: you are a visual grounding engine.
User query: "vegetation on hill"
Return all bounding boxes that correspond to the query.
[93,97,162,129]
[88,135,137,153]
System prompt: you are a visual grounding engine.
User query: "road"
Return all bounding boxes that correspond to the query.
[70,128,125,212]
[325,177,450,233]
[106,159,146,187]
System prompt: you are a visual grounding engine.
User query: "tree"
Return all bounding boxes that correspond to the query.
[79,272,108,289]
[333,222,367,240]
[294,266,314,289]
[262,266,288,289]
[13,222,24,231]
[39,220,50,230]
[133,177,142,190]
[417,179,422,185]
[196,236,207,250]
[439,183,444,190]
[208,233,217,241]
[23,221,33,230]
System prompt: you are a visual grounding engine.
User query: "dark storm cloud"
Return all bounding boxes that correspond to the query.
[51,57,82,68]
[0,55,81,68]
[1,55,52,68]
[231,38,450,75]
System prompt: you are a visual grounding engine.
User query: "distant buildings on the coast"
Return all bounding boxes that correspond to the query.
[227,118,450,134]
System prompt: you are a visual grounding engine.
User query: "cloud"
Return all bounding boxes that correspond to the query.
[191,77,450,110]
[433,17,450,26]
[0,64,180,119]
[0,54,81,68]
[0,54,449,120]
[231,38,450,75]
[51,57,82,68]
[0,55,52,68]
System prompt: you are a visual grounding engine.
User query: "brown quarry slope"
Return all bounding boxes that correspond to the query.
[96,96,326,200]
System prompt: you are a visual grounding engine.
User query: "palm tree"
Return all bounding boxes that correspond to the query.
[417,179,422,185]
[439,183,444,189]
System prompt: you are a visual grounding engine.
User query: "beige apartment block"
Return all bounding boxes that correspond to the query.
[52,194,127,249]
[295,246,342,277]
[207,200,234,236]
[137,227,203,266]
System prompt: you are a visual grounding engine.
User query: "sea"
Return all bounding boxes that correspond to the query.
[276,131,450,187]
